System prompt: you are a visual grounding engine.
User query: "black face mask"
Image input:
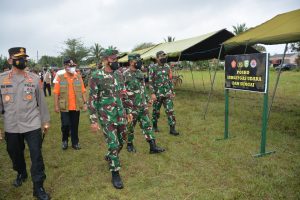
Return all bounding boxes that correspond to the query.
[109,61,119,71]
[135,60,143,69]
[159,58,167,64]
[13,58,27,69]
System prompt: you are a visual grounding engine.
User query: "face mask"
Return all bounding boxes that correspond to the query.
[159,58,167,64]
[109,62,119,71]
[135,60,143,70]
[13,58,27,69]
[66,67,76,74]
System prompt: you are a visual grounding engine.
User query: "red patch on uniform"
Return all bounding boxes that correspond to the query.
[26,94,32,100]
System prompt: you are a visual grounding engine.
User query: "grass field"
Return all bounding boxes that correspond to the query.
[0,70,299,200]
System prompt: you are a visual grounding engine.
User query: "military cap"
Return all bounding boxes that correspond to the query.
[8,47,29,57]
[128,53,142,61]
[156,50,167,58]
[101,48,119,58]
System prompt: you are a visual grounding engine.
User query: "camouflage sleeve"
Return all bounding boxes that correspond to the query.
[142,75,150,102]
[148,65,155,94]
[116,71,133,114]
[88,72,100,124]
[168,66,175,93]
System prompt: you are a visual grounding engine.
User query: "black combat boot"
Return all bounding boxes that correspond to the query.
[13,171,28,187]
[169,125,180,136]
[149,139,165,154]
[111,171,124,189]
[126,143,136,153]
[153,122,159,132]
[33,182,50,200]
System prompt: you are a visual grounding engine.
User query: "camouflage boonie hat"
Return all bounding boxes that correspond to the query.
[101,48,119,58]
[128,53,141,61]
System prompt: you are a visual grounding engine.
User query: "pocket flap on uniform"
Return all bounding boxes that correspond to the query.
[1,88,14,94]
[59,99,66,110]
[1,88,14,103]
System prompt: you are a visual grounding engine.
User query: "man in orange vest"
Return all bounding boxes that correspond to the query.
[54,58,87,150]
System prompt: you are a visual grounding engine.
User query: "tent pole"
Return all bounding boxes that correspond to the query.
[243,42,248,54]
[189,61,196,90]
[267,43,288,121]
[208,62,213,85]
[201,68,206,91]
[203,45,223,119]
[176,53,182,86]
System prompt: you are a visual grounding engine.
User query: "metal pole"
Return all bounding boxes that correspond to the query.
[267,43,288,121]
[254,53,275,157]
[201,69,206,91]
[189,62,196,90]
[176,53,182,84]
[224,89,229,139]
[208,62,213,86]
[261,92,269,154]
[203,45,223,119]
[243,43,248,54]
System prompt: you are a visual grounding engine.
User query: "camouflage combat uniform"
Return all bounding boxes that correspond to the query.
[123,68,155,143]
[88,69,132,171]
[149,63,176,126]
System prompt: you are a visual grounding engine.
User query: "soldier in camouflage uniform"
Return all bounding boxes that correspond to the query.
[88,48,133,189]
[123,53,165,153]
[149,51,180,136]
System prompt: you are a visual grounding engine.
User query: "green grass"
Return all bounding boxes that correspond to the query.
[0,70,299,200]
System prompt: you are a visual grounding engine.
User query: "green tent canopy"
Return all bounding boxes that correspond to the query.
[141,31,218,61]
[120,29,258,63]
[142,29,258,61]
[118,45,159,63]
[223,9,300,47]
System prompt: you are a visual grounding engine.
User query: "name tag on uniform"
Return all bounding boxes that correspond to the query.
[24,83,35,88]
[1,84,13,88]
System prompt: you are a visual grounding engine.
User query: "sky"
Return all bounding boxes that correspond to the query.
[0,0,299,61]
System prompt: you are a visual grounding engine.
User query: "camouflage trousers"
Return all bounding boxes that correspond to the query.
[100,122,126,171]
[152,97,176,126]
[127,107,155,143]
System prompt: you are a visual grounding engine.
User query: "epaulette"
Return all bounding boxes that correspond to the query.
[27,72,40,79]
